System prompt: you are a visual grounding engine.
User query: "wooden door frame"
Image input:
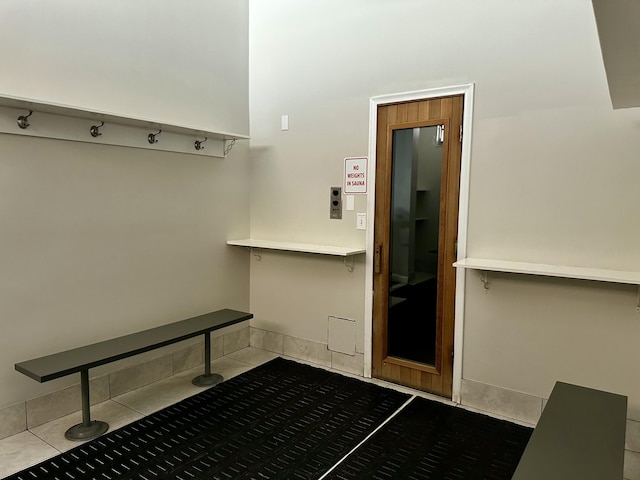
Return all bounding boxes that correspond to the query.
[364,84,474,403]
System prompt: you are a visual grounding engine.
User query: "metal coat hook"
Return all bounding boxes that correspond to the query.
[148,129,162,144]
[90,121,104,138]
[17,110,33,129]
[194,137,207,151]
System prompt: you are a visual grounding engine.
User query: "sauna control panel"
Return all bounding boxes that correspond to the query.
[330,187,342,219]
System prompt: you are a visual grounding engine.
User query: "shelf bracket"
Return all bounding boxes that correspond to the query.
[344,255,354,273]
[636,286,640,313]
[224,139,237,156]
[480,270,489,290]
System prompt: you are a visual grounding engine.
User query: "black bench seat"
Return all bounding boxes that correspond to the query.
[512,381,627,480]
[15,308,252,441]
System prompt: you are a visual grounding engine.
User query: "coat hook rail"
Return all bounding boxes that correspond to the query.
[1,93,249,157]
[17,110,33,129]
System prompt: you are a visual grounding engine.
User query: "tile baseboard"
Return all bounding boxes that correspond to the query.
[460,379,543,426]
[250,327,364,377]
[0,403,26,441]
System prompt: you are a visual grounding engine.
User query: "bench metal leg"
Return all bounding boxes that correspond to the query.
[192,332,223,387]
[65,369,109,441]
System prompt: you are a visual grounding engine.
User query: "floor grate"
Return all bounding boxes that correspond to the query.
[323,396,532,480]
[7,358,409,480]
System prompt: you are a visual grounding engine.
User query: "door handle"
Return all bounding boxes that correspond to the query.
[374,243,382,274]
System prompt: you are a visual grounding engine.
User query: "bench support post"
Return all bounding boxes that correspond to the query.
[64,369,109,441]
[192,332,223,387]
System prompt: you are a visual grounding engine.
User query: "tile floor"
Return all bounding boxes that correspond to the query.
[0,347,480,479]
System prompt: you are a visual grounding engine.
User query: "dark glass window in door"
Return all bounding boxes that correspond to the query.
[388,125,443,366]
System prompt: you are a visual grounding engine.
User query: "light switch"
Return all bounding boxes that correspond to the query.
[346,195,355,211]
[357,213,366,230]
[281,115,289,131]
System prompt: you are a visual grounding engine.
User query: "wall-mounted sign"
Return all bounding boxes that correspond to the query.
[344,156,368,194]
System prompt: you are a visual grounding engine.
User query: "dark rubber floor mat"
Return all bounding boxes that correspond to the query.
[7,357,409,480]
[324,396,532,480]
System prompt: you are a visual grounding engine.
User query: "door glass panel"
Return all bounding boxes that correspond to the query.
[388,125,443,366]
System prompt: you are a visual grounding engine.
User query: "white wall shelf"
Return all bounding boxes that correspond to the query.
[453,258,640,285]
[227,239,365,273]
[0,93,249,158]
[227,239,365,257]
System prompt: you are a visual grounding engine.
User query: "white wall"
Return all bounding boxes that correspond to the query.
[249,0,372,350]
[0,0,250,408]
[249,0,640,417]
[0,0,248,134]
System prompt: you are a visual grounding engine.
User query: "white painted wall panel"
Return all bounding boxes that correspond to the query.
[0,1,250,408]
